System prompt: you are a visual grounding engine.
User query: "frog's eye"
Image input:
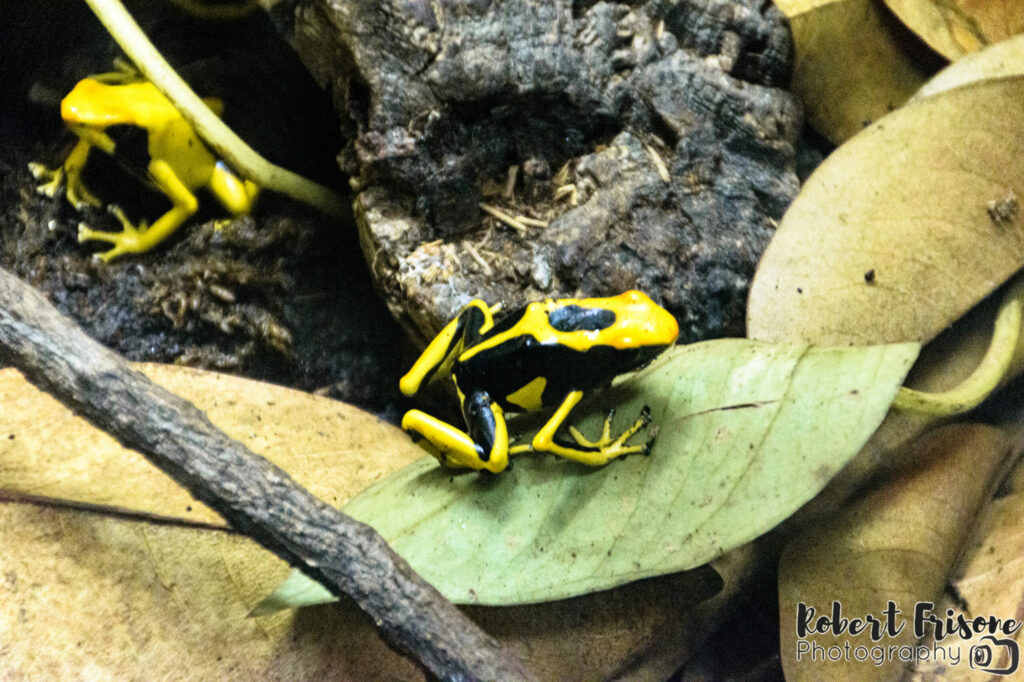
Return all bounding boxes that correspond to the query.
[548,305,616,332]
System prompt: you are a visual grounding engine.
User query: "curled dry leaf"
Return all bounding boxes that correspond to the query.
[913,428,1024,680]
[884,0,1024,60]
[0,363,427,678]
[774,0,932,143]
[912,33,1024,100]
[778,423,1011,680]
[747,78,1024,346]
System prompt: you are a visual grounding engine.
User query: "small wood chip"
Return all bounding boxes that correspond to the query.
[504,165,519,199]
[553,184,578,206]
[462,241,494,276]
[479,202,529,233]
[516,216,548,228]
[645,144,671,183]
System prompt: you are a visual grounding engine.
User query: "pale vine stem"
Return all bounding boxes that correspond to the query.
[83,0,346,218]
[892,275,1024,416]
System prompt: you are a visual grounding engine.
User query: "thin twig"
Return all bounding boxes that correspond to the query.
[0,266,534,681]
[462,241,494,276]
[516,216,549,228]
[479,202,529,233]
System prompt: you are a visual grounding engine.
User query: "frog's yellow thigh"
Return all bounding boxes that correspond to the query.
[78,159,199,261]
[402,408,509,473]
[209,162,258,215]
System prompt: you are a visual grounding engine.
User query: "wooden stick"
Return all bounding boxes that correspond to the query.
[0,266,533,681]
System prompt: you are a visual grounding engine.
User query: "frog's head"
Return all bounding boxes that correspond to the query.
[60,78,169,128]
[601,290,679,349]
[548,290,678,350]
[61,79,121,126]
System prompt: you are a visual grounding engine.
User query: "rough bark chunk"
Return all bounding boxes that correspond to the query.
[288,0,801,343]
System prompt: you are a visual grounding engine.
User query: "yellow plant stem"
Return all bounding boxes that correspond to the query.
[893,276,1024,416]
[83,0,345,218]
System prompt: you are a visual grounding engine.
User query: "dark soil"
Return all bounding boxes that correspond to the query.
[0,1,411,416]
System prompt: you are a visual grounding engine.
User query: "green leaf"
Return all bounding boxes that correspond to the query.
[257,340,918,610]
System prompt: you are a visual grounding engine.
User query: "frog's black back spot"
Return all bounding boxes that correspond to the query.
[548,305,616,333]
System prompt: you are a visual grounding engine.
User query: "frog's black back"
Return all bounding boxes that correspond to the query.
[454,334,662,412]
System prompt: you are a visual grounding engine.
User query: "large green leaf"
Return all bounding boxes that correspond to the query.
[257,340,918,609]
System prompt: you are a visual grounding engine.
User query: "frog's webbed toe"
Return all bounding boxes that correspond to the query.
[65,176,103,210]
[28,161,102,210]
[78,206,150,262]
[78,222,139,262]
[28,162,66,198]
[560,405,653,464]
[529,392,652,466]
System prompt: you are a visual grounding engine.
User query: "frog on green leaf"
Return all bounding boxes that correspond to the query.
[400,290,680,473]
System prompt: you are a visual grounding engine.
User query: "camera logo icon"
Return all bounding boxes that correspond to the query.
[970,635,1020,675]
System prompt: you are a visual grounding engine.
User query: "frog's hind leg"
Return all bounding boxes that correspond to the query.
[78,158,197,261]
[528,392,652,466]
[209,161,258,216]
[402,392,509,473]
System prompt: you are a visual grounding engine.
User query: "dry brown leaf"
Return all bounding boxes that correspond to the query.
[747,78,1024,346]
[0,493,755,680]
[778,423,1011,680]
[885,0,1024,60]
[470,545,761,681]
[0,503,425,680]
[0,363,420,524]
[0,363,751,678]
[911,431,1024,679]
[912,33,1024,100]
[775,0,932,143]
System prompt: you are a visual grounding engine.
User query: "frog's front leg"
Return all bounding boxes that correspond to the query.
[523,391,653,466]
[28,136,105,209]
[63,125,118,209]
[30,123,117,208]
[89,58,142,85]
[399,299,499,397]
[402,391,510,473]
[79,158,199,261]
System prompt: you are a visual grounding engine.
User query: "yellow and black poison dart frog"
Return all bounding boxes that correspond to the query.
[400,290,680,473]
[29,75,258,261]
